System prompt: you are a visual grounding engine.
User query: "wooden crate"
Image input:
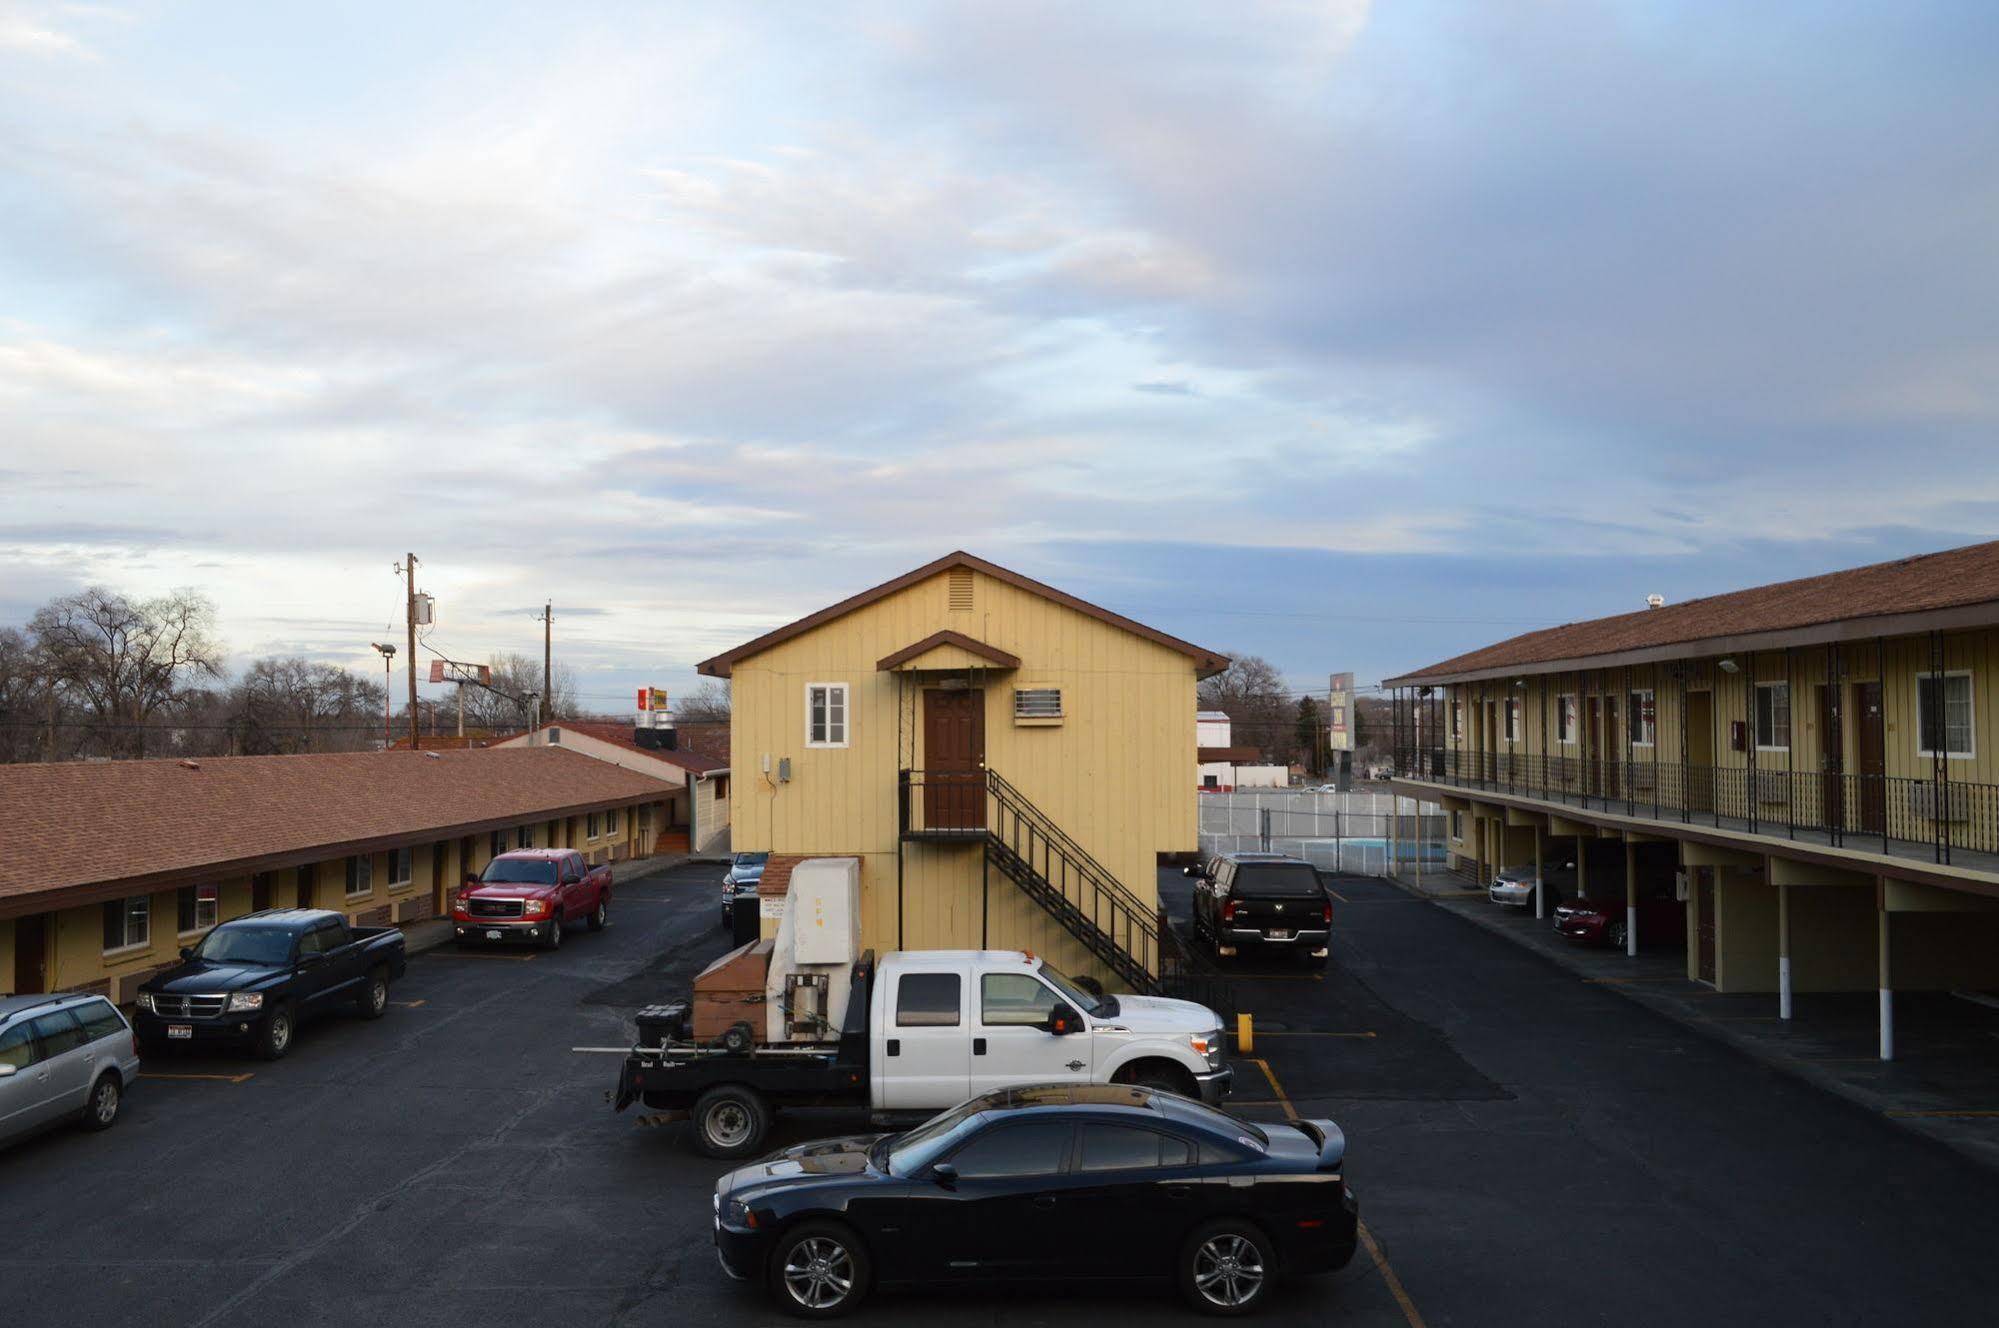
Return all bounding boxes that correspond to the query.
[692,938,772,1042]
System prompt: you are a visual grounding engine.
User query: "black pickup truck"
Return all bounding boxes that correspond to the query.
[133,908,407,1060]
[1187,851,1334,968]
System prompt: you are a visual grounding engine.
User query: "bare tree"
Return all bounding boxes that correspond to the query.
[674,679,730,722]
[30,588,223,758]
[227,657,387,754]
[458,650,577,732]
[0,627,56,763]
[1198,653,1290,762]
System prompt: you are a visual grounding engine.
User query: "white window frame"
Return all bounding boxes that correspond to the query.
[345,854,375,899]
[586,812,601,840]
[1556,695,1577,745]
[177,883,220,936]
[606,808,620,836]
[103,895,151,955]
[806,682,850,748]
[1450,809,1465,841]
[386,846,413,889]
[516,826,533,849]
[1915,670,1976,759]
[1450,702,1464,744]
[1630,689,1656,747]
[1753,681,1791,753]
[1502,698,1521,743]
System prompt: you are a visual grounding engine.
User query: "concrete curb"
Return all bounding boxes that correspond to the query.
[1383,870,1999,1176]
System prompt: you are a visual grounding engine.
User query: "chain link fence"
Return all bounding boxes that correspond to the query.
[1198,790,1447,875]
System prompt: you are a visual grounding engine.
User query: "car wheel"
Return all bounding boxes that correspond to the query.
[356,968,389,1019]
[589,899,608,932]
[769,1221,871,1319]
[544,916,563,951]
[1180,1219,1275,1316]
[690,1084,770,1159]
[80,1073,122,1131]
[254,1008,294,1061]
[1128,1065,1194,1097]
[1608,920,1628,950]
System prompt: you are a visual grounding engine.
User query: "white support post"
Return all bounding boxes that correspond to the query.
[1878,886,1894,1061]
[1533,823,1546,919]
[1625,841,1639,957]
[1777,880,1792,1021]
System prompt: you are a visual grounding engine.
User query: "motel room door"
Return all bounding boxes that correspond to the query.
[1818,684,1845,832]
[13,914,47,994]
[1855,681,1886,834]
[923,689,986,831]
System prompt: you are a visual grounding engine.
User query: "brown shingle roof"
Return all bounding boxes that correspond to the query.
[1387,539,1999,685]
[0,747,674,914]
[545,721,727,774]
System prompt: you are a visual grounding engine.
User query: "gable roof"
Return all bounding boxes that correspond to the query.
[1386,538,1999,686]
[697,551,1229,678]
[876,630,1022,672]
[0,747,675,917]
[535,721,728,774]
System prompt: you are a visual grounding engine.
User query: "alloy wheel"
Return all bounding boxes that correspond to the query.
[782,1236,855,1311]
[1193,1233,1266,1309]
[93,1080,119,1125]
[270,1015,291,1052]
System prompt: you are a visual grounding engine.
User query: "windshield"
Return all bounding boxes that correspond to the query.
[1232,863,1325,897]
[1036,961,1106,1016]
[481,858,557,885]
[732,852,768,870]
[1498,865,1536,881]
[192,926,294,966]
[884,1099,992,1176]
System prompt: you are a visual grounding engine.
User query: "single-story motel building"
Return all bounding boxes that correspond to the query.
[1386,539,1999,1059]
[496,719,731,855]
[0,747,678,1001]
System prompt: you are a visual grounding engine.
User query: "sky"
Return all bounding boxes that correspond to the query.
[3,1,1997,714]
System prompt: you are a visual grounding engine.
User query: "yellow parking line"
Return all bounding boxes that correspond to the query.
[389,999,427,1008]
[429,950,536,961]
[1255,1030,1378,1039]
[1253,1057,1427,1328]
[141,1072,254,1084]
[1327,888,1351,903]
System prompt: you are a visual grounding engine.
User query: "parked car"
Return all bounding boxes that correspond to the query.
[1186,852,1333,967]
[453,848,612,949]
[1488,859,1575,910]
[134,908,407,1060]
[0,993,141,1149]
[618,949,1229,1158]
[721,851,769,929]
[712,1081,1357,1318]
[1553,884,1684,950]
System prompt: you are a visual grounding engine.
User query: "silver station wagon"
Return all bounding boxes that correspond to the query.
[0,993,142,1149]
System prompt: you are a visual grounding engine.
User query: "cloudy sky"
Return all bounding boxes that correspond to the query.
[3,1,1996,712]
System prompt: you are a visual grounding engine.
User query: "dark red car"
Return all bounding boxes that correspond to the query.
[1552,884,1683,950]
[452,849,612,950]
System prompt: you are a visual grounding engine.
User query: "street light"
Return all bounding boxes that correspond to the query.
[371,643,397,748]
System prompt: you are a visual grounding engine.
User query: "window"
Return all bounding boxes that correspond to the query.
[1015,688,1063,720]
[29,1009,88,1057]
[980,973,1062,1027]
[946,1122,1072,1179]
[388,847,413,887]
[1450,810,1465,841]
[75,999,127,1045]
[1503,699,1521,742]
[101,896,149,953]
[1555,695,1577,744]
[606,808,620,836]
[1451,703,1464,743]
[296,925,328,958]
[587,812,601,840]
[0,1023,37,1072]
[806,682,849,747]
[517,826,533,849]
[1754,682,1791,751]
[1917,672,1975,758]
[490,831,507,860]
[1078,1125,1171,1173]
[177,884,219,934]
[345,854,374,898]
[1630,690,1656,747]
[895,972,961,1027]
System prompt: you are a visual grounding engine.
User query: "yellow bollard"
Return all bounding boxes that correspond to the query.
[1235,1012,1254,1055]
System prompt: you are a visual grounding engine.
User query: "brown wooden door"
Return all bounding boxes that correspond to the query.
[923,688,986,831]
[1587,702,1602,795]
[1604,696,1621,798]
[296,863,315,909]
[251,871,273,913]
[1818,684,1844,830]
[1856,681,1886,833]
[12,914,47,994]
[1695,869,1716,984]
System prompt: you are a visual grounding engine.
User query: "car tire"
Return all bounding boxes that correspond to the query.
[1179,1218,1276,1317]
[544,916,563,951]
[356,967,389,1019]
[254,1007,294,1061]
[768,1220,871,1319]
[588,899,608,932]
[1128,1064,1195,1097]
[690,1084,770,1159]
[1608,920,1628,950]
[80,1072,122,1131]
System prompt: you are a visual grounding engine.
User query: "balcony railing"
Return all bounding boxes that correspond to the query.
[1394,747,1999,865]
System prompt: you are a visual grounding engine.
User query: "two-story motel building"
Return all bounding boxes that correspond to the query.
[1386,539,1999,1059]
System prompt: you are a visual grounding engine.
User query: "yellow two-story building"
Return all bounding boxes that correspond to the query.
[697,552,1227,991]
[1386,539,1999,1058]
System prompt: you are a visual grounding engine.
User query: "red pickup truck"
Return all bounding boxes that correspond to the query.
[452,849,611,950]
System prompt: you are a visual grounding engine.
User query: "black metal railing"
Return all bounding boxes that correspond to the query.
[899,767,1182,993]
[1392,747,1999,864]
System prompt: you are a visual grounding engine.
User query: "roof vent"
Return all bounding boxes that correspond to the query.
[948,567,974,612]
[1646,594,1665,610]
[424,751,442,760]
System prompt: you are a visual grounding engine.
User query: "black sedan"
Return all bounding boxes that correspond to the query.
[712,1082,1357,1318]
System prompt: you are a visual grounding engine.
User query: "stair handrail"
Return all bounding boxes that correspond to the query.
[984,768,1155,921]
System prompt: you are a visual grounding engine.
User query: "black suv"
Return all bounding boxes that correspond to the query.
[1186,852,1332,967]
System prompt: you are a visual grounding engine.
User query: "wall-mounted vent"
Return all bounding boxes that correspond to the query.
[1015,688,1063,720]
[947,567,974,612]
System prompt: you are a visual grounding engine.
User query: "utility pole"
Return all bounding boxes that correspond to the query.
[536,600,553,726]
[398,553,420,750]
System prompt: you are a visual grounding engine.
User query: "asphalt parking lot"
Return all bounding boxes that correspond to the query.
[6,861,1999,1327]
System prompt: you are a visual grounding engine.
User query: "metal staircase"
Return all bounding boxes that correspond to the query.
[900,766,1183,995]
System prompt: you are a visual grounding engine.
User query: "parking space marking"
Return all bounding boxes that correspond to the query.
[1327,888,1351,903]
[1885,1109,1999,1118]
[1254,1030,1377,1039]
[426,950,537,961]
[141,1072,255,1084]
[1253,1057,1428,1328]
[388,999,427,1007]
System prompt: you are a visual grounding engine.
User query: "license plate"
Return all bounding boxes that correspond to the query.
[1268,929,1292,940]
[486,930,502,940]
[167,1025,192,1039]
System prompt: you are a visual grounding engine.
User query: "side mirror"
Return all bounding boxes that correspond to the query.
[0,1063,16,1079]
[1045,1004,1082,1036]
[1182,865,1202,879]
[930,1163,958,1185]
[179,946,194,960]
[463,874,480,889]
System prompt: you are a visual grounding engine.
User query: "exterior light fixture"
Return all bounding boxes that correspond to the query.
[1717,658,1740,673]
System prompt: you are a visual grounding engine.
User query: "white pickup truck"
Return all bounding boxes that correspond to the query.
[615,949,1231,1158]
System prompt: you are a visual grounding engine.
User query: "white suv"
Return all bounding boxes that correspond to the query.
[0,993,141,1149]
